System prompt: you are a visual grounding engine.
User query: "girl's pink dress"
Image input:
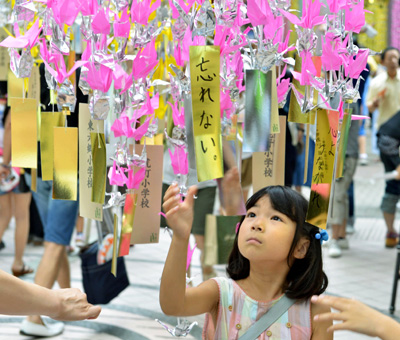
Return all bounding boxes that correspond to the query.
[203,277,312,340]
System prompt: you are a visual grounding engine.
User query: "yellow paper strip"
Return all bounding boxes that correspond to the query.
[306,110,339,229]
[78,104,103,220]
[10,98,37,168]
[91,132,106,204]
[111,213,118,277]
[189,45,223,181]
[40,112,65,181]
[52,127,78,201]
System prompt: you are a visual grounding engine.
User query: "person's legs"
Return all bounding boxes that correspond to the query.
[328,157,358,258]
[0,193,12,242]
[378,150,400,247]
[192,186,217,280]
[56,248,70,289]
[11,192,32,273]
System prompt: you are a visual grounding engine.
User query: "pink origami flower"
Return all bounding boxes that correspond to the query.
[344,49,369,79]
[169,146,189,175]
[92,8,111,35]
[279,0,325,28]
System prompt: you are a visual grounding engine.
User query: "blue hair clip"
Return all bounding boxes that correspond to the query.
[315,230,329,244]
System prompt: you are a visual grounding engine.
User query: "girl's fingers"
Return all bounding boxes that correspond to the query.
[163,183,179,202]
[183,186,198,208]
[162,194,181,213]
[311,295,348,312]
[314,312,346,322]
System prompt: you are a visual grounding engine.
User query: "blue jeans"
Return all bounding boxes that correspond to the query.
[25,173,79,246]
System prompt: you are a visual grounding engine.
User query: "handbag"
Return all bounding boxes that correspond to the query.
[238,295,296,340]
[79,242,130,304]
[203,214,242,266]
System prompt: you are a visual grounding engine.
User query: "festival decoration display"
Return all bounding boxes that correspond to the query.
[0,0,376,335]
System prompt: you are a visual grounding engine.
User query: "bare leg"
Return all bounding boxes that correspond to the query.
[11,192,31,271]
[56,248,70,289]
[27,241,65,324]
[383,212,396,234]
[0,194,12,241]
[331,222,346,239]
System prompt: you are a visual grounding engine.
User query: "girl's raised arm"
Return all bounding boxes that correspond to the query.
[159,184,219,317]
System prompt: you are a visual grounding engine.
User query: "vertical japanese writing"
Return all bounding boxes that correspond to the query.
[86,120,94,189]
[263,134,275,178]
[140,158,151,208]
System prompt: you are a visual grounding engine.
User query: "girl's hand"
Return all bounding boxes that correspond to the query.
[162,184,197,241]
[311,295,398,338]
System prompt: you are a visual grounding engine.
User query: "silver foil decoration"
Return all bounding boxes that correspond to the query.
[145,117,159,138]
[44,65,57,90]
[56,80,77,112]
[51,24,70,55]
[89,90,110,120]
[192,0,216,38]
[270,0,292,13]
[9,47,33,78]
[14,0,35,22]
[155,318,198,337]
[78,66,90,95]
[81,16,93,41]
[111,0,130,12]
[104,192,126,209]
[295,27,317,56]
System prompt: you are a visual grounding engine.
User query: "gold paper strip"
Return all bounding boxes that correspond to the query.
[111,213,118,277]
[30,168,37,192]
[131,144,164,244]
[40,112,65,181]
[335,113,351,179]
[52,127,78,200]
[306,110,339,229]
[288,56,318,124]
[120,192,137,256]
[189,45,223,181]
[10,98,37,168]
[91,132,107,204]
[78,104,103,220]
[252,116,286,192]
[7,70,24,105]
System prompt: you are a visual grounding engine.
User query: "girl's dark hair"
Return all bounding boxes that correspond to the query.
[226,185,328,300]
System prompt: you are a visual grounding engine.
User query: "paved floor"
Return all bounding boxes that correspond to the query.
[1,155,400,339]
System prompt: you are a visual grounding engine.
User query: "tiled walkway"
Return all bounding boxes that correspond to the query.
[1,156,400,339]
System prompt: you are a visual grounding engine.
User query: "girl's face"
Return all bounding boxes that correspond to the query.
[237,195,298,265]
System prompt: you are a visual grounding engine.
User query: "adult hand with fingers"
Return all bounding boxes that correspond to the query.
[311,295,400,340]
[51,288,102,321]
[162,183,198,241]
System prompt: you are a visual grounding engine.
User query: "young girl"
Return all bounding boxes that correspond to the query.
[160,184,332,339]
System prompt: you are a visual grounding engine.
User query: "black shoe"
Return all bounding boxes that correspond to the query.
[0,240,5,251]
